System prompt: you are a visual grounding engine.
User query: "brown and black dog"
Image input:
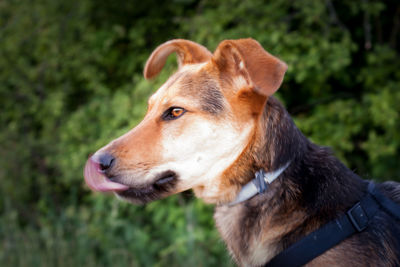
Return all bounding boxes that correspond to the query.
[84,39,400,266]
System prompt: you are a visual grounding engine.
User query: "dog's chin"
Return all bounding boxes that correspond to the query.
[114,170,178,204]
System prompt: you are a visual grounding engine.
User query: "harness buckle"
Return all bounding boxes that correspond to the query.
[347,202,368,232]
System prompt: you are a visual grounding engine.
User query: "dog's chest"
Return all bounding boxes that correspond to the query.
[214,204,277,266]
[214,205,243,246]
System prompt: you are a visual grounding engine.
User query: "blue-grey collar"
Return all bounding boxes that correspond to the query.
[229,162,291,206]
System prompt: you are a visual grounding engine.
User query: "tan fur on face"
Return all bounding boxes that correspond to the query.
[94,38,286,203]
[96,61,257,198]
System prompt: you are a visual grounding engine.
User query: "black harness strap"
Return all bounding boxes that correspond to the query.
[369,183,400,221]
[265,182,400,267]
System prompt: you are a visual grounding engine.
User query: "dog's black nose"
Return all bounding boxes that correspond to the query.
[98,153,115,172]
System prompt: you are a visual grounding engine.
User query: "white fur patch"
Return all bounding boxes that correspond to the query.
[232,75,248,91]
[155,117,253,200]
[239,61,244,70]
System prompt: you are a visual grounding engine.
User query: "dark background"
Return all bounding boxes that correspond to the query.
[1,0,399,266]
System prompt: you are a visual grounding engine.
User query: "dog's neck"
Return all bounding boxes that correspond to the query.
[214,96,365,266]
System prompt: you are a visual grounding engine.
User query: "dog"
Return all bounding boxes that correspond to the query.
[84,38,400,266]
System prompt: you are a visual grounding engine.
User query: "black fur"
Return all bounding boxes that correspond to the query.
[215,96,400,266]
[200,82,224,115]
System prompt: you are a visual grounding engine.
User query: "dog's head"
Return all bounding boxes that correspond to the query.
[84,39,287,204]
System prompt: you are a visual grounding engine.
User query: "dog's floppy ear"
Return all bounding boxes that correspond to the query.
[213,38,287,96]
[144,39,212,79]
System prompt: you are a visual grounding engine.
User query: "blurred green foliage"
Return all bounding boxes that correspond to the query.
[1,0,399,266]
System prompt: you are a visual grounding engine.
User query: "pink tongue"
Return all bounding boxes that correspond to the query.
[84,158,129,192]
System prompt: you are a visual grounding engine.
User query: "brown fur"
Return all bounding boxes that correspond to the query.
[144,39,212,79]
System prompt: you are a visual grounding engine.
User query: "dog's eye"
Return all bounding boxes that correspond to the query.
[162,107,186,120]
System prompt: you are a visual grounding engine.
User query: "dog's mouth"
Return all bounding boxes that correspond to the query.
[84,158,177,204]
[116,170,178,203]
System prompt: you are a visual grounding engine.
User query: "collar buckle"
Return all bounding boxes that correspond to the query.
[228,162,290,206]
